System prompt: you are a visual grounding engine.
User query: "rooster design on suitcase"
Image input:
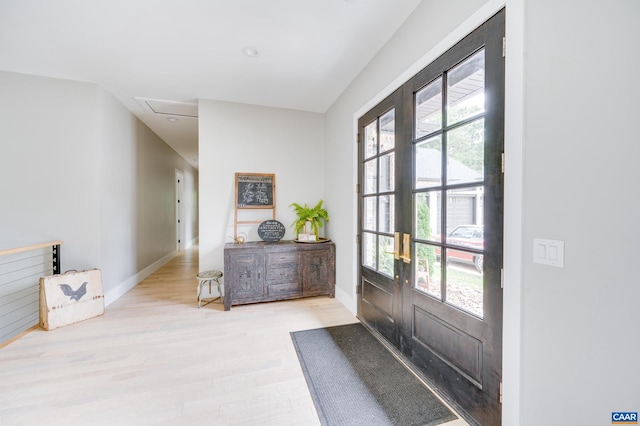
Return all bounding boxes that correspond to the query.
[59,282,88,301]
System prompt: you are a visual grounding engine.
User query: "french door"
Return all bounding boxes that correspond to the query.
[357,10,505,425]
[357,86,405,347]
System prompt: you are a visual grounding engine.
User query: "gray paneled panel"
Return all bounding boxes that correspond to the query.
[1,292,39,322]
[0,310,39,343]
[0,285,38,308]
[0,274,43,301]
[0,246,54,345]
[0,249,50,274]
[413,305,483,386]
[362,279,394,317]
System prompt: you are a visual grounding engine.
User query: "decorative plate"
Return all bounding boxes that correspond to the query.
[293,238,331,244]
[257,220,286,242]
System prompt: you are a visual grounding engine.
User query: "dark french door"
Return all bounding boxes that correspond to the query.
[357,10,505,425]
[357,86,405,346]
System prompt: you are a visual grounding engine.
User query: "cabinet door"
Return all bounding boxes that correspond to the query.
[301,249,332,296]
[228,251,265,300]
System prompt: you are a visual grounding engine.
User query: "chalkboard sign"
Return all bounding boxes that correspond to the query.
[258,220,286,242]
[235,173,275,208]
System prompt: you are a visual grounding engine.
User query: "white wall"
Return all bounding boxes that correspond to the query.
[198,99,325,272]
[519,1,640,424]
[0,71,198,307]
[0,71,102,268]
[98,88,139,301]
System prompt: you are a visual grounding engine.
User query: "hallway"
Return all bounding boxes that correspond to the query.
[0,246,358,425]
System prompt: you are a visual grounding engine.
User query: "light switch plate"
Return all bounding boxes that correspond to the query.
[533,238,564,267]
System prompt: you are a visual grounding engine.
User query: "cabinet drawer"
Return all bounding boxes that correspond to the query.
[267,251,297,264]
[266,264,298,283]
[268,282,300,296]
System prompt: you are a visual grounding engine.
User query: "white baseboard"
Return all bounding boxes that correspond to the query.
[334,285,357,315]
[104,250,177,306]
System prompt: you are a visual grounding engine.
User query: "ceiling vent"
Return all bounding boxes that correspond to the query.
[134,97,198,118]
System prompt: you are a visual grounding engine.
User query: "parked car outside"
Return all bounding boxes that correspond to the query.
[435,225,484,273]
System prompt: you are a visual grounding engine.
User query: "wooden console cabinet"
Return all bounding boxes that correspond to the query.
[223,240,335,311]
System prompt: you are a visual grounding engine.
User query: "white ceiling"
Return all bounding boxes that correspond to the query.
[0,0,422,169]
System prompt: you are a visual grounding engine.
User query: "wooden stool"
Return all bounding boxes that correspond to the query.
[197,270,223,308]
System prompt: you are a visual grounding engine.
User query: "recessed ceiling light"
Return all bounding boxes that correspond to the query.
[242,46,259,58]
[166,117,178,122]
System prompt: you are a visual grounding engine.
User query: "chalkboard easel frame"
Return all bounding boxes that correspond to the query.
[234,173,276,238]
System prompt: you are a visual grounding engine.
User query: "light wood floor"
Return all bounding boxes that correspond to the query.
[0,246,468,426]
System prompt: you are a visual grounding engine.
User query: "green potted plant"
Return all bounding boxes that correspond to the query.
[290,199,329,240]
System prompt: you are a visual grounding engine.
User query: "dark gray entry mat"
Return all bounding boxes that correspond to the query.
[290,322,457,426]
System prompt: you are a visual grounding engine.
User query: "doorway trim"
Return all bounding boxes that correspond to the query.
[349,0,523,423]
[175,169,184,252]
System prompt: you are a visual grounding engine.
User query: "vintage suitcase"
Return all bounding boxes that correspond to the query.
[39,269,105,330]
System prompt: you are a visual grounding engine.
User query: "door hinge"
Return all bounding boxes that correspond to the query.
[499,381,503,403]
[501,268,504,289]
[357,133,361,144]
[356,183,361,194]
[502,36,506,58]
[501,152,505,173]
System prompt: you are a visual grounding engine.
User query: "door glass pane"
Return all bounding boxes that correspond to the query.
[447,118,484,184]
[380,109,395,153]
[364,159,377,194]
[379,152,395,192]
[378,195,394,233]
[362,232,376,269]
[415,192,440,242]
[447,49,485,126]
[415,242,441,298]
[445,188,484,240]
[363,196,377,231]
[445,248,483,317]
[364,120,377,159]
[415,135,442,189]
[378,235,394,277]
[415,77,442,138]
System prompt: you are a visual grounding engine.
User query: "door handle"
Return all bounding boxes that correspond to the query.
[400,233,411,263]
[393,232,401,260]
[384,232,401,260]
